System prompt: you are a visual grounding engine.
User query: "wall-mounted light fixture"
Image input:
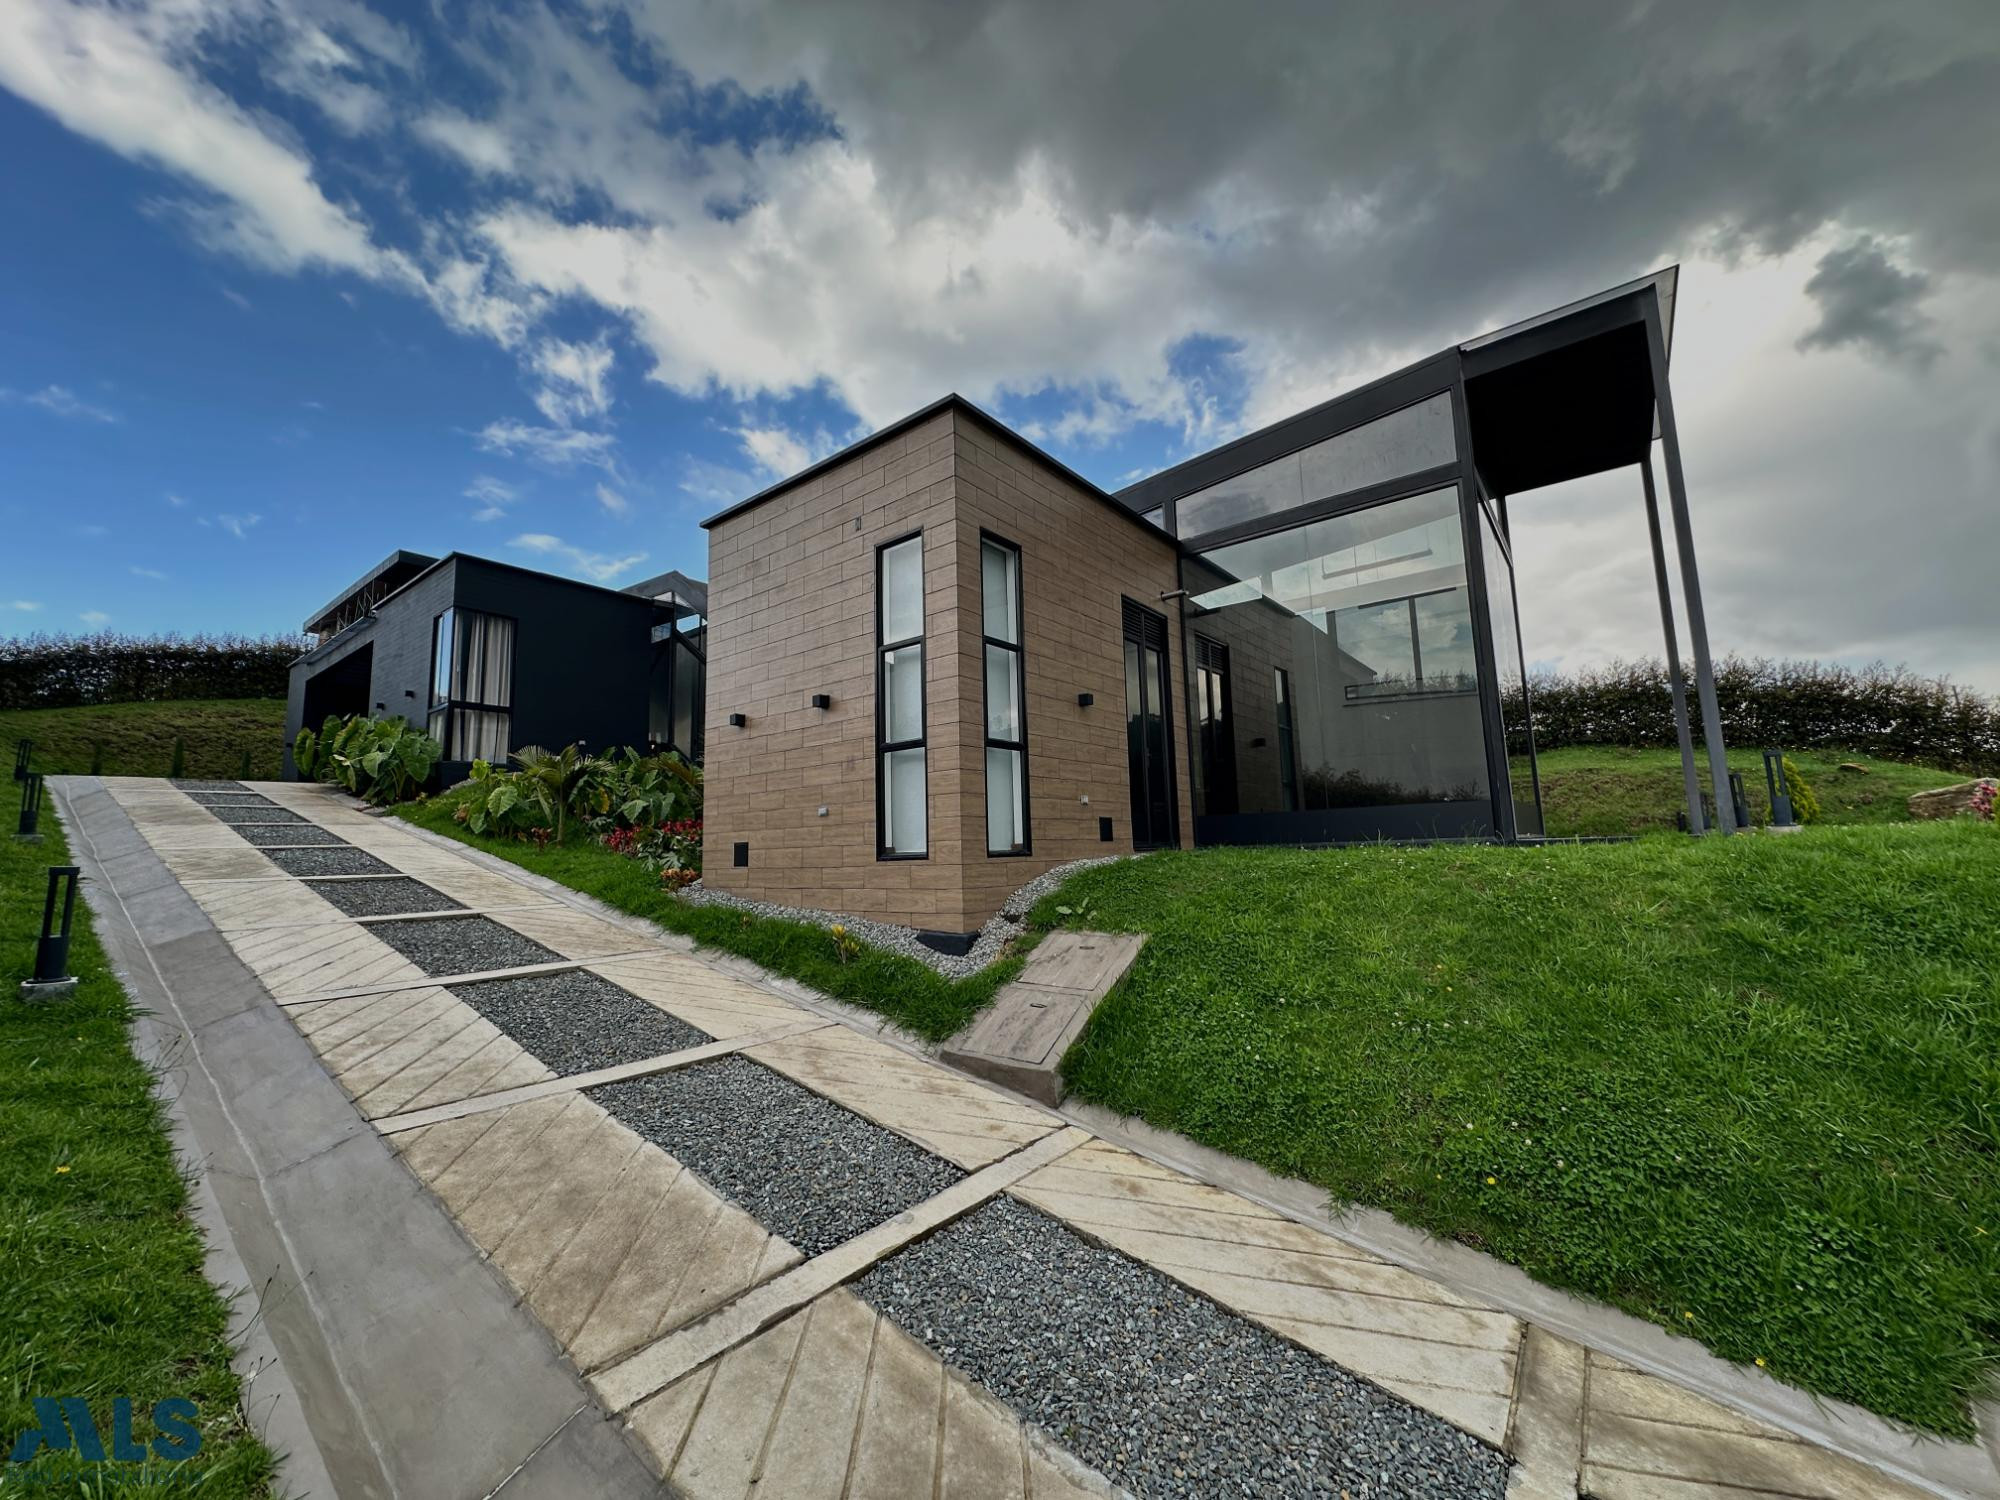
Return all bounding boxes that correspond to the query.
[404,688,416,699]
[1076,692,1094,708]
[728,712,747,728]
[810,693,831,711]
[374,701,387,712]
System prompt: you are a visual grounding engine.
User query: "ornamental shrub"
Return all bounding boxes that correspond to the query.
[1780,755,1820,824]
[293,714,440,805]
[1509,657,2000,773]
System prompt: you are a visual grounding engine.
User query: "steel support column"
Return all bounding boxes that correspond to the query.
[1641,460,1705,834]
[1642,296,1736,831]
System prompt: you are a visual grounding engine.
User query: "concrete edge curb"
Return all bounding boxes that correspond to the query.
[50,777,340,1500]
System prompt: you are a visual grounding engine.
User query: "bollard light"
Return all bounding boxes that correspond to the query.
[22,865,82,1001]
[1762,749,1795,827]
[11,738,29,783]
[1727,771,1751,831]
[16,772,43,842]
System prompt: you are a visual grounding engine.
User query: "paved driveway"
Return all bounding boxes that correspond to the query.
[55,776,1983,1500]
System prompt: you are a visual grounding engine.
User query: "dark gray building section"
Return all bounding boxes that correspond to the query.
[285,552,705,782]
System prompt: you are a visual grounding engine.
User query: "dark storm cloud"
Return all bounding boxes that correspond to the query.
[621,0,2000,364]
[1797,238,1941,368]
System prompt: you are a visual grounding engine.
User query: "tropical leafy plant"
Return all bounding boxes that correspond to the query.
[294,713,441,805]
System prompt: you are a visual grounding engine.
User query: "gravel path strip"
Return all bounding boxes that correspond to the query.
[854,1197,1511,1500]
[449,970,711,1076]
[368,915,563,975]
[590,1056,963,1255]
[207,804,309,825]
[172,779,249,791]
[676,854,1133,978]
[268,846,398,877]
[186,792,279,806]
[305,878,466,917]
[235,824,348,847]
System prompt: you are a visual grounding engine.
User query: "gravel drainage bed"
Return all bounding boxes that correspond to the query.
[305,878,466,918]
[268,846,397,877]
[186,792,277,805]
[679,854,1131,979]
[172,779,248,791]
[234,824,347,847]
[368,915,562,976]
[590,1056,963,1255]
[206,804,308,825]
[853,1197,1511,1500]
[449,970,711,1076]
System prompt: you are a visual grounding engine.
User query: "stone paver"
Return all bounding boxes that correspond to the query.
[1013,1137,1521,1446]
[89,776,1991,1500]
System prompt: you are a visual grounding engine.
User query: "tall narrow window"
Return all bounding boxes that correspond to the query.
[981,535,1029,855]
[428,608,515,762]
[877,534,927,858]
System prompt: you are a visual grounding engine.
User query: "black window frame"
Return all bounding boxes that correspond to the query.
[875,529,929,861]
[979,531,1032,857]
[427,606,518,761]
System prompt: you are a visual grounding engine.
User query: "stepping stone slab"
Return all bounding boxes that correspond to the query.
[268,846,397,877]
[236,824,348,847]
[853,1196,1512,1500]
[591,1056,964,1257]
[306,878,468,918]
[449,970,711,1077]
[941,930,1145,1104]
[370,915,563,976]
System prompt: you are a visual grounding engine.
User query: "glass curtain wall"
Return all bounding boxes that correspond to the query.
[1478,505,1542,835]
[648,616,707,763]
[1182,483,1491,838]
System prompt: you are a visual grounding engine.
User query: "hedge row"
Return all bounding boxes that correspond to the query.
[0,631,309,709]
[1511,657,2000,773]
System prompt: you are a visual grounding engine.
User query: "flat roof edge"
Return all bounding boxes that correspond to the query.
[699,392,1175,544]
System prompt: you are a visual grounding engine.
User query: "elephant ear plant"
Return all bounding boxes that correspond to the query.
[294,713,442,805]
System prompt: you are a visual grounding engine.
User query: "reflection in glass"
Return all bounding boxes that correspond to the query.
[1184,485,1488,814]
[883,645,924,743]
[1176,391,1458,539]
[986,747,1025,854]
[883,747,927,856]
[880,537,924,643]
[1480,506,1542,835]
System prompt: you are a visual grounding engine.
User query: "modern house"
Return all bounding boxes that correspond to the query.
[285,552,707,782]
[699,268,1736,944]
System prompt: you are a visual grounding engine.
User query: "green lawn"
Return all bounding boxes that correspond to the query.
[2,806,275,1489]
[1035,822,2000,1436]
[393,789,1021,1042]
[1,698,289,781]
[1529,744,1975,838]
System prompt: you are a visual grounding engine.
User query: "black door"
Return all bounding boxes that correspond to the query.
[1193,635,1238,816]
[1122,600,1178,849]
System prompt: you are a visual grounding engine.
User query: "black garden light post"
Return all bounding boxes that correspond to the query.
[1763,750,1796,827]
[16,772,43,842]
[22,866,82,1001]
[11,738,29,783]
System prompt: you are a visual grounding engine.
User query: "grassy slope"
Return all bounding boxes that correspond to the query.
[1530,744,1972,838]
[0,699,289,781]
[393,790,1021,1042]
[1037,823,2000,1435]
[2,810,274,1490]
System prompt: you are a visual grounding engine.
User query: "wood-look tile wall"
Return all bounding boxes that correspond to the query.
[703,407,1190,933]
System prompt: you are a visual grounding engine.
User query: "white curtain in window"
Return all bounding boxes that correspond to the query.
[458,612,515,706]
[451,708,511,763]
[986,747,1024,853]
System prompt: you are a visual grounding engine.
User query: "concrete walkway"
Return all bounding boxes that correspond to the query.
[53,776,1998,1500]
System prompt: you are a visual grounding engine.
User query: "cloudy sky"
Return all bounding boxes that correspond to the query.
[2,1,1995,690]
